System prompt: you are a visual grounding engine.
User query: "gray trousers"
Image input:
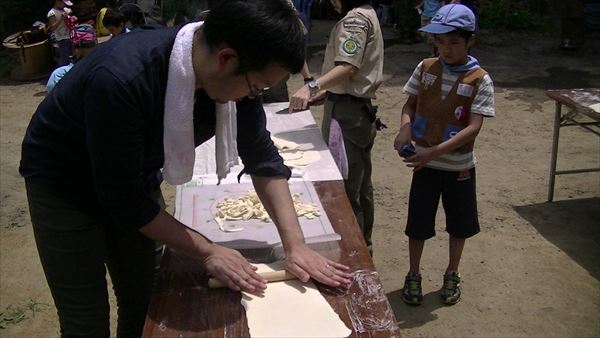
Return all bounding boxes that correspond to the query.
[323,97,376,251]
[25,178,164,338]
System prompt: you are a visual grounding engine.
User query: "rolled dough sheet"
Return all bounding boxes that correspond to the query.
[241,263,351,338]
[285,150,321,167]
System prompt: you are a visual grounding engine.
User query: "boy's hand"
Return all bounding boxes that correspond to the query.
[403,146,438,171]
[393,128,412,156]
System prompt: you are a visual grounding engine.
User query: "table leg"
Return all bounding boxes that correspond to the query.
[548,101,562,201]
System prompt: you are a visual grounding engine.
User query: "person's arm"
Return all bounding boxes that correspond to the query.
[251,175,352,286]
[393,95,417,152]
[84,69,267,292]
[394,61,422,153]
[235,97,351,287]
[47,11,66,32]
[300,61,311,80]
[290,13,369,111]
[140,210,267,292]
[289,62,357,111]
[404,113,484,171]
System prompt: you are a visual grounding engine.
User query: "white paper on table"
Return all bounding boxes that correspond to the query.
[191,103,342,183]
[241,262,351,338]
[263,103,342,182]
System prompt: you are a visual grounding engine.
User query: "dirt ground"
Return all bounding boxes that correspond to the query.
[1,25,599,337]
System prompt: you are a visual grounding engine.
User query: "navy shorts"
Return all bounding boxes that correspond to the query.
[405,167,480,240]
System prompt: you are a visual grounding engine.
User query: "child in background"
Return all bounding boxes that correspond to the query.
[393,3,495,305]
[102,8,130,38]
[48,0,73,66]
[46,56,73,92]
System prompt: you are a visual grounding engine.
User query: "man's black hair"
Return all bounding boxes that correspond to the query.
[102,8,127,27]
[203,0,305,74]
[339,0,371,17]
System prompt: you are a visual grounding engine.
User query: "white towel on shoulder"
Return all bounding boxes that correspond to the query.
[215,101,238,184]
[163,22,238,185]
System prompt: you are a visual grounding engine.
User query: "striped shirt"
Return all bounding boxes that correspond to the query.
[403,61,495,171]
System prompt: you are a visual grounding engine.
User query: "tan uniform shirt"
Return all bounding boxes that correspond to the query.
[321,5,384,99]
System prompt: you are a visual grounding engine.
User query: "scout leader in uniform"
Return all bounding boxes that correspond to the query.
[20,0,352,336]
[290,0,384,253]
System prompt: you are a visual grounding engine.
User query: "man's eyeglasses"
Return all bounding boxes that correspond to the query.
[245,73,269,99]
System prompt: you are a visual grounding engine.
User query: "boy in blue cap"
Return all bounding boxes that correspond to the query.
[393,3,495,305]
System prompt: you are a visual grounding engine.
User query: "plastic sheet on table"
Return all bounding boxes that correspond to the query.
[344,270,399,336]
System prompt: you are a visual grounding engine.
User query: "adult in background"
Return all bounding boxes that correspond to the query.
[289,0,384,254]
[262,0,314,103]
[548,0,586,50]
[21,0,351,337]
[102,7,130,37]
[394,0,421,44]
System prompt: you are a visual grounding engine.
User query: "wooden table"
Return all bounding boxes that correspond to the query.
[142,180,400,337]
[545,89,600,201]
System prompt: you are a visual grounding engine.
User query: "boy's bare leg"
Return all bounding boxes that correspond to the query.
[446,235,465,272]
[408,238,425,274]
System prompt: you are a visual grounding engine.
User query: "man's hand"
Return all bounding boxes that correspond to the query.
[203,244,268,292]
[284,243,352,287]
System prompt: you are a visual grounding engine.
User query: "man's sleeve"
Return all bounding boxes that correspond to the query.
[471,74,495,117]
[235,97,291,179]
[333,14,370,68]
[83,67,160,229]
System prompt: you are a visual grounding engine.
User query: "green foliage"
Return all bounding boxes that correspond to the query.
[479,0,552,32]
[0,299,49,329]
[0,305,27,329]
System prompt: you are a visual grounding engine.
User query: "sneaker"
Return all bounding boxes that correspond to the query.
[441,271,461,305]
[401,273,423,305]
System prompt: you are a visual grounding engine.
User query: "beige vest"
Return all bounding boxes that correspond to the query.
[413,58,487,153]
[321,5,383,98]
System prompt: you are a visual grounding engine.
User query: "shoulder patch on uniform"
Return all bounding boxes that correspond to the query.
[342,18,368,31]
[342,38,359,54]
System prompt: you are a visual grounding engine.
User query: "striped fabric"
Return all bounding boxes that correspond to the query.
[402,61,496,171]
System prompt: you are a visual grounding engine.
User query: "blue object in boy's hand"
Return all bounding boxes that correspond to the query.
[399,144,416,158]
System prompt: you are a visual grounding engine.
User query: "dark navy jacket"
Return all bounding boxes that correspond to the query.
[20,26,290,230]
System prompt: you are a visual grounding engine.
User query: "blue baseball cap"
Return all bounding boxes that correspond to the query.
[419,4,476,34]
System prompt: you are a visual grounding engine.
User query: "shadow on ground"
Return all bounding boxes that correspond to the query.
[513,197,600,280]
[494,66,600,90]
[386,289,444,330]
